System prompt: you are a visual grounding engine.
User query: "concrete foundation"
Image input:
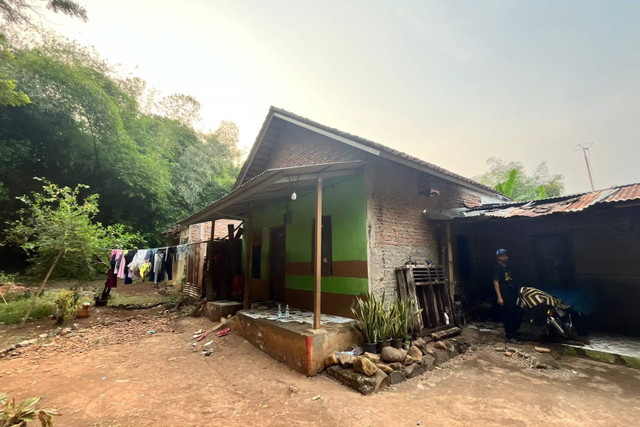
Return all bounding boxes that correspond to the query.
[234,310,360,376]
[205,301,243,322]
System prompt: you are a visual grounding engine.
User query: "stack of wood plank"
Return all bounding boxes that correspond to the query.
[395,264,455,334]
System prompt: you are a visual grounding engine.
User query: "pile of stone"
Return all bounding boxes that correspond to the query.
[325,337,470,395]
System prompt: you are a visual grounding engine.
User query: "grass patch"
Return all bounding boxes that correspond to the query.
[0,290,57,325]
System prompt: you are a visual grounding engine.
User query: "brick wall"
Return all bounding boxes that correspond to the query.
[188,221,212,243]
[366,159,485,298]
[264,125,370,170]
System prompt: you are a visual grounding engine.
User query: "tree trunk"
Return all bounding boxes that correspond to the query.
[20,248,66,327]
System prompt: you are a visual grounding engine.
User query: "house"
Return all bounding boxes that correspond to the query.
[444,183,640,336]
[176,107,508,324]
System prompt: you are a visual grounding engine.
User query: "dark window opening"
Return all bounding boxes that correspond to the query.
[312,215,332,276]
[456,235,471,279]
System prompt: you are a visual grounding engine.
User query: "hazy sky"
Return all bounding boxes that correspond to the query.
[41,0,640,194]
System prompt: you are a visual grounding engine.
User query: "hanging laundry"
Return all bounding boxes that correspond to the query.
[112,249,123,274]
[105,251,118,288]
[148,248,158,283]
[176,244,188,261]
[123,250,135,284]
[164,246,176,281]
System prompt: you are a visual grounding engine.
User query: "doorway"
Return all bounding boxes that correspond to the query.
[270,225,286,301]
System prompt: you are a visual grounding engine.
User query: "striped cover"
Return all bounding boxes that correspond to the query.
[517,286,569,310]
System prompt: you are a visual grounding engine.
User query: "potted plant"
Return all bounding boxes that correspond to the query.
[351,292,380,354]
[76,299,92,318]
[390,299,405,349]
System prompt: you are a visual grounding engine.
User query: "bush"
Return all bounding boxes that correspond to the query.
[53,290,79,325]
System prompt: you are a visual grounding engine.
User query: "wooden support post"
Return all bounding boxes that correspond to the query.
[313,176,323,330]
[243,214,253,310]
[445,222,455,306]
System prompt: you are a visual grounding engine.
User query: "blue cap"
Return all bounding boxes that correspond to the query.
[496,249,508,256]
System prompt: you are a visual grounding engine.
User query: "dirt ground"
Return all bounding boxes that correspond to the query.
[2,291,640,426]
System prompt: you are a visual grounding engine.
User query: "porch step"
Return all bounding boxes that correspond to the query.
[205,301,244,322]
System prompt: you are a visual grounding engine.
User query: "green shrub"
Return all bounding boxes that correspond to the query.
[53,290,79,325]
[0,392,59,426]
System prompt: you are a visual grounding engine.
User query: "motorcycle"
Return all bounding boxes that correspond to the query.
[517,286,589,341]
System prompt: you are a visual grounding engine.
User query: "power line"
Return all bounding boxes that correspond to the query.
[573,143,596,191]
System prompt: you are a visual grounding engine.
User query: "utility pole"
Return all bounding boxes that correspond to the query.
[574,143,596,191]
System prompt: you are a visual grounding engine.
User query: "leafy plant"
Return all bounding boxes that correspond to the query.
[5,179,144,279]
[54,290,79,325]
[0,392,59,426]
[351,292,382,344]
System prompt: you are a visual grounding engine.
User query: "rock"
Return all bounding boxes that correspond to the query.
[381,347,407,363]
[421,354,436,370]
[289,385,299,393]
[535,346,551,354]
[424,342,436,356]
[60,328,72,336]
[376,363,393,374]
[403,362,425,378]
[326,366,390,395]
[531,354,559,370]
[72,323,80,330]
[16,339,37,348]
[434,340,447,350]
[433,349,450,366]
[388,362,404,371]
[389,370,407,384]
[413,338,427,354]
[404,355,415,365]
[505,351,513,357]
[353,357,378,377]
[363,352,380,364]
[339,354,355,368]
[408,346,423,364]
[39,333,48,339]
[325,352,339,367]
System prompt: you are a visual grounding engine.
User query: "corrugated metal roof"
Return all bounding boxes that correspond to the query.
[462,183,640,219]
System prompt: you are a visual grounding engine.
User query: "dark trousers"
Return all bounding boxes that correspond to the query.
[501,285,521,340]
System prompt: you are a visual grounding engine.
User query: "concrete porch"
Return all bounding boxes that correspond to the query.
[233,307,359,376]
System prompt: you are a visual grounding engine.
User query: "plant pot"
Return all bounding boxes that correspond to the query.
[391,338,403,349]
[363,342,377,354]
[76,306,90,318]
[377,339,391,353]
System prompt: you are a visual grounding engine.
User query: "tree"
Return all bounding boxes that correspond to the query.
[4,178,142,325]
[0,0,87,27]
[5,178,143,279]
[0,34,241,253]
[475,157,564,201]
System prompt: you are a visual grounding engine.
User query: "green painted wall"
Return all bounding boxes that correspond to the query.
[249,173,368,295]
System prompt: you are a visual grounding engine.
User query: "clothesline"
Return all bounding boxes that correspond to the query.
[105,239,210,253]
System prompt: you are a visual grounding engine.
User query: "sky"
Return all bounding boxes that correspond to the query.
[39,0,640,194]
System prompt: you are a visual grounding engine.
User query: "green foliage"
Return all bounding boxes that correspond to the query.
[0,35,241,249]
[53,289,79,325]
[352,292,423,343]
[351,292,383,343]
[4,179,144,279]
[0,392,59,427]
[390,298,421,340]
[476,157,564,201]
[0,78,30,106]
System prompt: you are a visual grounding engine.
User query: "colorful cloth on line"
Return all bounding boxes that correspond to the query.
[517,286,570,310]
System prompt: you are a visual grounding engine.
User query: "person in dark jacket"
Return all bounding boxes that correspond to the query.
[493,249,523,344]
